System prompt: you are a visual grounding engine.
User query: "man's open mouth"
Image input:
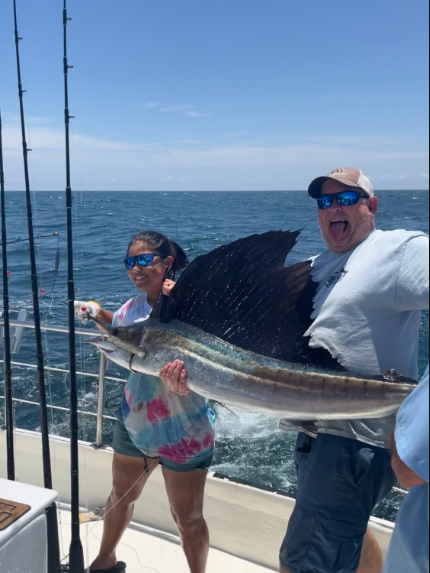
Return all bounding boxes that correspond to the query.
[330,220,349,241]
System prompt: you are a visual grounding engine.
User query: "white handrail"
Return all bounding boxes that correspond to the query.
[0,395,117,422]
[1,318,102,337]
[0,359,127,384]
[0,318,124,447]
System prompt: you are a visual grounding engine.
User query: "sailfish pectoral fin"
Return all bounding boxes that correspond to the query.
[279,420,319,439]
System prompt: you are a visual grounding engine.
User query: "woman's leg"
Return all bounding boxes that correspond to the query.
[90,452,159,571]
[162,467,210,573]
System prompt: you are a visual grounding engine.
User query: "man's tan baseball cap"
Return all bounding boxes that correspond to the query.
[308,168,374,199]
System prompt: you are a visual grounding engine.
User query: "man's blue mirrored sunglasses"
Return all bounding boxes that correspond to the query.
[317,190,368,211]
[124,253,163,270]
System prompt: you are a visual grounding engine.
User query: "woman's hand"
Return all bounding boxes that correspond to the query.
[159,360,190,396]
[74,301,101,324]
[73,301,114,332]
[162,280,176,297]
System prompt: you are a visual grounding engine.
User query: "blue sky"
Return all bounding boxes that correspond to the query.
[0,0,428,191]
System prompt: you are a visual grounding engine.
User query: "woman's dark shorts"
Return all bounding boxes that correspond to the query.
[112,420,213,473]
[280,433,395,573]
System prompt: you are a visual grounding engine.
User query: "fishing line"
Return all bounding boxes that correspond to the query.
[16,61,63,521]
[0,98,15,481]
[60,457,160,566]
[41,234,61,434]
[88,526,161,573]
[12,0,53,490]
[11,4,63,571]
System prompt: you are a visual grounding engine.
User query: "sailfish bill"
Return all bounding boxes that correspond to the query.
[90,230,417,423]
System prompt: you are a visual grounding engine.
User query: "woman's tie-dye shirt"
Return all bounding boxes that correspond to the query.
[113,294,215,464]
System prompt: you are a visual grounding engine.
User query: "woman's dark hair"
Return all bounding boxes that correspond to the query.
[128,231,189,273]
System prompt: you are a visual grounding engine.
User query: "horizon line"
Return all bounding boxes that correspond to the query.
[4,189,430,193]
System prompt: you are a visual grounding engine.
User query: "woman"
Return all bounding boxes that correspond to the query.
[75,231,215,573]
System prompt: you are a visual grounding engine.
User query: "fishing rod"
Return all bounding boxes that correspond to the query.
[63,2,85,571]
[0,103,15,481]
[12,0,53,489]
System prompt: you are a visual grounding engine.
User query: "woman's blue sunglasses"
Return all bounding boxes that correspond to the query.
[317,190,368,211]
[124,253,163,270]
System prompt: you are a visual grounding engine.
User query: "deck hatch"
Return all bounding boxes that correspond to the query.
[0,499,31,531]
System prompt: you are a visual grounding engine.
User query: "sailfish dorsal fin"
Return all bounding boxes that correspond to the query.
[157,230,342,368]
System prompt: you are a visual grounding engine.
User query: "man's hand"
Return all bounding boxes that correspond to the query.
[391,434,426,489]
[159,360,190,396]
[74,301,101,324]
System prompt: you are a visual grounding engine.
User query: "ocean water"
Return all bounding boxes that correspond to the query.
[1,190,429,521]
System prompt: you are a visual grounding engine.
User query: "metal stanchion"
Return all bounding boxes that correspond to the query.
[95,353,107,448]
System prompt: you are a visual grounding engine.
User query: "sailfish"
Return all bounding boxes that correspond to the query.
[90,230,416,436]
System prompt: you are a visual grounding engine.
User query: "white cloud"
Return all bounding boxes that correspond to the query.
[3,121,428,191]
[375,173,421,182]
[160,105,193,113]
[300,135,418,147]
[174,139,201,145]
[142,102,206,118]
[184,110,206,118]
[225,131,248,139]
[3,123,159,154]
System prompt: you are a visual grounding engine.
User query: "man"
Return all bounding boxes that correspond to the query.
[384,366,429,573]
[162,167,429,573]
[279,168,429,573]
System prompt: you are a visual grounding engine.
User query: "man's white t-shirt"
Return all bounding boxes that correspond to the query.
[303,229,429,448]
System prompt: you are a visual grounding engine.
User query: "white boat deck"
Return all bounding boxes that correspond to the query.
[1,430,394,572]
[59,506,274,573]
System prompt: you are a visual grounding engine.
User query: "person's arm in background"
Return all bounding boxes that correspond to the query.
[391,367,430,489]
[395,236,429,311]
[391,436,427,489]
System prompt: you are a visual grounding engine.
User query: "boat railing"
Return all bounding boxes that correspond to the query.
[0,318,127,448]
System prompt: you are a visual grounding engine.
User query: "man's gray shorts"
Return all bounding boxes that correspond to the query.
[280,433,395,573]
